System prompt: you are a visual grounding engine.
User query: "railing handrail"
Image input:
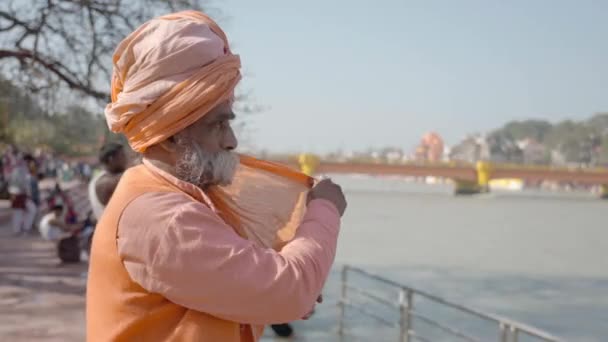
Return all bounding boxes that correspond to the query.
[346,265,513,324]
[340,264,562,342]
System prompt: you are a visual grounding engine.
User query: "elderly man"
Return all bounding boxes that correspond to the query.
[86,11,347,342]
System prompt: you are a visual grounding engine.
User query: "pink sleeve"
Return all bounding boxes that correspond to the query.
[118,192,340,325]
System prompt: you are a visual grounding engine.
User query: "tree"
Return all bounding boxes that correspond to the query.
[1,2,263,155]
[0,0,206,102]
[599,138,608,165]
[478,113,608,166]
[1,75,111,155]
[497,120,552,142]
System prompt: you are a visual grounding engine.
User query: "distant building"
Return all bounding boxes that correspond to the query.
[486,132,522,163]
[379,147,404,164]
[414,132,444,162]
[550,149,566,166]
[517,138,548,165]
[450,133,524,164]
[449,134,489,163]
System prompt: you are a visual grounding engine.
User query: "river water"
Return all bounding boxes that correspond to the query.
[268,175,607,341]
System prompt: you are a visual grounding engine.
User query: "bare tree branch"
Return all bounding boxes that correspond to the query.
[0,0,208,104]
[0,49,107,99]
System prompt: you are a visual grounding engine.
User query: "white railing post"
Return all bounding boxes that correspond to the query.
[399,288,413,342]
[511,327,519,342]
[499,322,508,342]
[338,265,348,336]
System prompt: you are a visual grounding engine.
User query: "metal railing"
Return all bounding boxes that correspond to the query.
[337,265,562,342]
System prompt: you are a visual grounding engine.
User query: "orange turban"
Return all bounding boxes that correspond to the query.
[104,11,314,249]
[105,11,240,152]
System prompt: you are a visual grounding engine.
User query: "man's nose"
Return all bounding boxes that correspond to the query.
[223,126,238,151]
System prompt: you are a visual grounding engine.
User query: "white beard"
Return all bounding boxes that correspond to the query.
[175,136,239,188]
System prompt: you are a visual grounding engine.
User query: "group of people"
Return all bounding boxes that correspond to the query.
[1,146,86,185]
[1,143,126,264]
[4,151,41,236]
[39,143,127,263]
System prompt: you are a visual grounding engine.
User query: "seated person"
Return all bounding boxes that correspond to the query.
[40,204,88,263]
[39,204,83,242]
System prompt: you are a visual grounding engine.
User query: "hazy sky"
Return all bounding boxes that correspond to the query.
[219,0,608,153]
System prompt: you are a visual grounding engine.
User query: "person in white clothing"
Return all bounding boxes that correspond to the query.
[8,157,36,236]
[88,143,128,220]
[39,204,82,241]
[40,204,89,263]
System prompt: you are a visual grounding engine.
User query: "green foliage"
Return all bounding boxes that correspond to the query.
[600,139,608,164]
[499,120,553,142]
[493,113,608,165]
[1,78,115,156]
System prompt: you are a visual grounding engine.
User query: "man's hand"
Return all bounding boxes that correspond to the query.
[302,295,323,320]
[307,179,347,216]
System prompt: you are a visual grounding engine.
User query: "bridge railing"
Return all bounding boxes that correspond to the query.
[337,265,561,342]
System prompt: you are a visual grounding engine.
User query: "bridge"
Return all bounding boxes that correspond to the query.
[270,155,608,198]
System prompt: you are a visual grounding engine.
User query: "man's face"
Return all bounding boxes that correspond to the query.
[173,101,239,188]
[186,101,238,153]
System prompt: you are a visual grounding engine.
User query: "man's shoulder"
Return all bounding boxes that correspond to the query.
[96,172,120,185]
[118,191,212,236]
[123,191,208,220]
[131,191,193,205]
